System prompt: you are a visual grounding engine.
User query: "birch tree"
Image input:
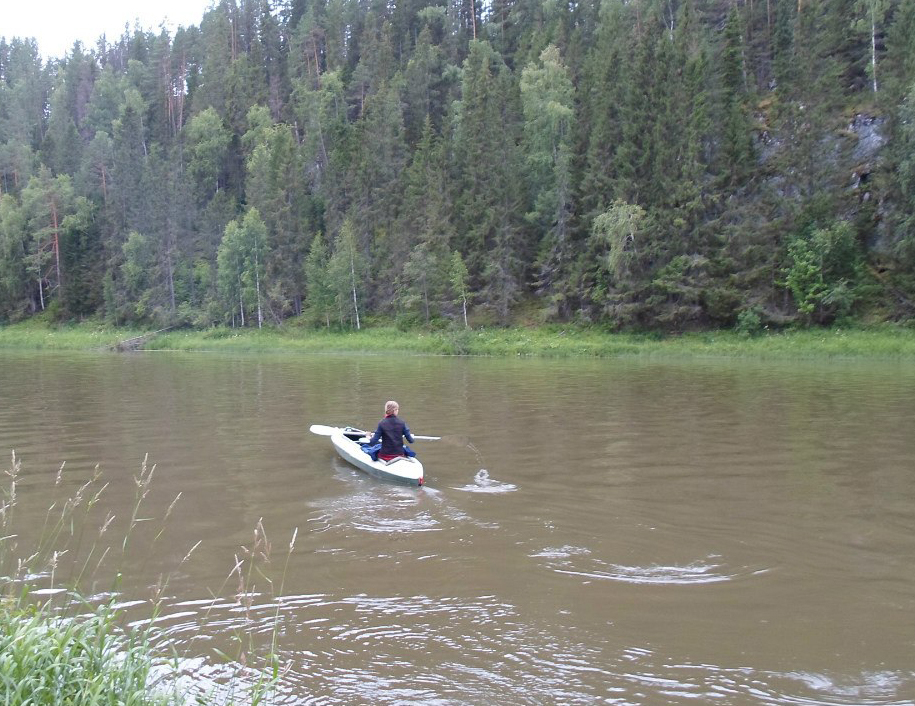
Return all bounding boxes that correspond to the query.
[853,0,889,93]
[217,208,268,327]
[20,168,75,311]
[328,217,366,329]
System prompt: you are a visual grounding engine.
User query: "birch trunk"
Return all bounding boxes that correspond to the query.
[350,253,360,330]
[870,14,878,93]
[239,278,246,327]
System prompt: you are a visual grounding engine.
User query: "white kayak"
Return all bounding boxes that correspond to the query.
[312,425,425,487]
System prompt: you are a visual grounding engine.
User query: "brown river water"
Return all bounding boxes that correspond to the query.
[1,350,914,705]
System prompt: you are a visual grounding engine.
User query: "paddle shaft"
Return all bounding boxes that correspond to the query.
[309,424,439,440]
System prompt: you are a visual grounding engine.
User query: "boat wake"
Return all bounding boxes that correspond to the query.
[532,546,769,585]
[453,469,517,494]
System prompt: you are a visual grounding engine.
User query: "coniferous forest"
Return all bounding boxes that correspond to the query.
[2,0,915,332]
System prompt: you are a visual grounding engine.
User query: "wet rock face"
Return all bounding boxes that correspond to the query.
[849,113,886,161]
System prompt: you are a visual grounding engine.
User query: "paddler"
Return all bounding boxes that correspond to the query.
[369,400,415,461]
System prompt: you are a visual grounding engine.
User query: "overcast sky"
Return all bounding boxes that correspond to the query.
[3,0,215,61]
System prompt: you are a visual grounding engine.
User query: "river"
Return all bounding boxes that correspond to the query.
[1,350,914,705]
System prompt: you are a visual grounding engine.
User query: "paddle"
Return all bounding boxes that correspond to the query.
[309,424,345,436]
[308,424,440,440]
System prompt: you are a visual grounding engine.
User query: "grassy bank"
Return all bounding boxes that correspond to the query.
[0,319,145,350]
[0,602,175,706]
[2,319,915,358]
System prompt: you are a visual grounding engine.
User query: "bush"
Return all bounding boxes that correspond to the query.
[735,306,764,336]
[782,220,863,324]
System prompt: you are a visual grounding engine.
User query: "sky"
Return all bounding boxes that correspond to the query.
[3,0,215,61]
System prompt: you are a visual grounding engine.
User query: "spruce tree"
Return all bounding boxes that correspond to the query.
[520,44,575,314]
[453,40,524,321]
[719,6,756,187]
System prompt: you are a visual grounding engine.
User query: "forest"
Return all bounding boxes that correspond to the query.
[2,0,915,332]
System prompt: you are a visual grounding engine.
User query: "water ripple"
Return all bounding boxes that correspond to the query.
[532,546,769,585]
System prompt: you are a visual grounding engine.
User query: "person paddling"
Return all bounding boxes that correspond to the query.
[369,400,414,461]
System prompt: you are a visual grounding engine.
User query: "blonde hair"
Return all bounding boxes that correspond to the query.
[385,400,399,415]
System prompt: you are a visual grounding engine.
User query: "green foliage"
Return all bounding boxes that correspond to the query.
[735,306,764,337]
[327,217,367,329]
[520,44,574,304]
[0,193,31,320]
[590,200,645,284]
[449,251,470,328]
[1,0,914,332]
[217,208,269,327]
[184,107,231,202]
[303,233,334,326]
[783,221,863,324]
[0,604,172,706]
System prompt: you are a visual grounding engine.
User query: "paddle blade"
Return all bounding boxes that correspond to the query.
[309,424,340,436]
[412,435,441,441]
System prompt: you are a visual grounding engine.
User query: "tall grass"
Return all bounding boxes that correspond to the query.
[0,603,173,706]
[0,319,142,350]
[0,451,295,706]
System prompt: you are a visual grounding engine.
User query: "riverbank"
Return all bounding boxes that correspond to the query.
[1,319,915,358]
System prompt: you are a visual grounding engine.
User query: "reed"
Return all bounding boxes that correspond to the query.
[0,603,173,706]
[1,451,292,706]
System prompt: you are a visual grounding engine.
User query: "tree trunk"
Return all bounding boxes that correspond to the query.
[871,14,878,93]
[254,238,263,329]
[239,278,246,327]
[167,247,176,313]
[51,201,61,291]
[423,277,429,323]
[37,262,45,311]
[350,252,360,330]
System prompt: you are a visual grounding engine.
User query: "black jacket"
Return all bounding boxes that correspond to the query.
[370,414,414,457]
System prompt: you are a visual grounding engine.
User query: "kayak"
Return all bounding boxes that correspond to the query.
[320,425,425,487]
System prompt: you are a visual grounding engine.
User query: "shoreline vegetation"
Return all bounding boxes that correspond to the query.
[1,319,915,359]
[1,451,287,706]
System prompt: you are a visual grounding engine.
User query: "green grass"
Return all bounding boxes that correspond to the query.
[0,318,144,350]
[0,601,175,706]
[2,319,915,358]
[121,323,915,358]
